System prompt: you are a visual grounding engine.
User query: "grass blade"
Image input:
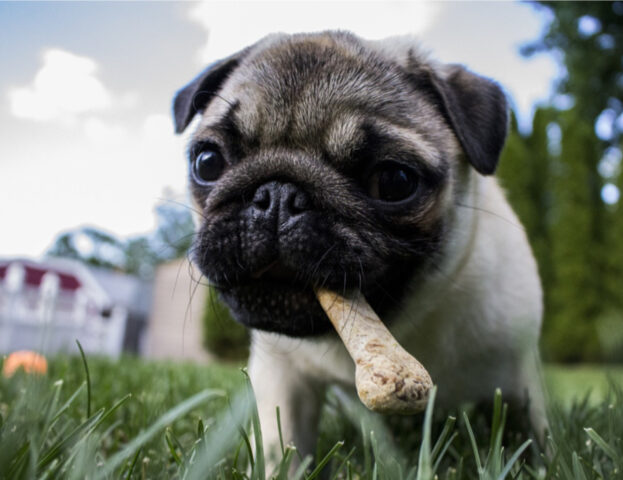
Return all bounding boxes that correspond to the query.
[584,427,620,462]
[237,423,255,472]
[496,439,532,480]
[571,452,588,480]
[98,388,224,478]
[185,389,252,480]
[463,411,482,473]
[165,428,184,465]
[123,447,142,480]
[362,421,372,478]
[241,370,265,480]
[290,455,313,480]
[489,389,503,454]
[306,440,344,480]
[47,382,85,428]
[276,406,285,456]
[75,340,92,418]
[196,418,205,439]
[329,447,356,480]
[37,409,105,470]
[276,446,296,480]
[416,386,437,480]
[89,394,131,434]
[433,432,458,474]
[431,415,456,461]
[5,440,31,479]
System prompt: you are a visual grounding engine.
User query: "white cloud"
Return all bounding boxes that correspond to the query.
[83,117,129,145]
[189,1,440,64]
[8,49,113,122]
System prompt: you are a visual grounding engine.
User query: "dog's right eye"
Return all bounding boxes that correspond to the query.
[367,162,418,202]
[193,150,225,184]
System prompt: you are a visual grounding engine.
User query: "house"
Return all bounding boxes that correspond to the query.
[0,257,151,357]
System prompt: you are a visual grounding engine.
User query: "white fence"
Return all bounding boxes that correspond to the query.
[0,264,127,357]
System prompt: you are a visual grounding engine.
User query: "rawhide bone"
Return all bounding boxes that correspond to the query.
[315,287,432,414]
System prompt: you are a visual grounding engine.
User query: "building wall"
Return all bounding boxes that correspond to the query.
[0,259,128,357]
[144,258,212,363]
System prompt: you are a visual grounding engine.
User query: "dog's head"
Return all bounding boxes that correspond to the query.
[173,31,508,337]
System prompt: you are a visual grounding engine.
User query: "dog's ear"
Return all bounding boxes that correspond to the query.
[430,65,508,175]
[172,51,247,134]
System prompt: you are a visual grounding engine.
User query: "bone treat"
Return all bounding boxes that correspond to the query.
[315,288,433,414]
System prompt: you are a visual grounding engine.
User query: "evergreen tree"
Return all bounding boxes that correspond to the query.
[547,110,602,361]
[498,108,557,355]
[524,108,556,298]
[498,113,538,237]
[521,2,623,362]
[46,201,195,277]
[599,141,623,361]
[524,2,623,135]
[608,142,623,311]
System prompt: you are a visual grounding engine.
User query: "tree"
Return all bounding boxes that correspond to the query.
[47,227,126,270]
[498,108,558,353]
[202,286,249,360]
[523,108,557,295]
[512,2,623,362]
[498,109,555,282]
[151,202,195,262]
[524,2,623,141]
[46,201,195,277]
[546,110,603,361]
[599,140,623,361]
[498,113,538,236]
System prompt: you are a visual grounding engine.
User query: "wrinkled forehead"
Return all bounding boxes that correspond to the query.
[196,34,452,166]
[206,38,419,133]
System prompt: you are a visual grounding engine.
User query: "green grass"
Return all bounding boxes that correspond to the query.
[0,354,243,479]
[545,364,623,407]
[0,354,622,479]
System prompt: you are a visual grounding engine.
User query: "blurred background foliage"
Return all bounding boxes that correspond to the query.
[498,1,623,362]
[202,286,249,361]
[45,2,623,364]
[47,198,195,279]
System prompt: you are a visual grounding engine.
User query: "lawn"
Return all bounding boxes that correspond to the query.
[0,354,621,479]
[544,364,623,406]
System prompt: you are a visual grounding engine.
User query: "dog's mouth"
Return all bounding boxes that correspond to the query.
[218,259,331,336]
[208,252,418,337]
[250,260,301,283]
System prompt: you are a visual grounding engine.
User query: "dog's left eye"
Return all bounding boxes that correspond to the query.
[193,150,225,183]
[367,162,418,202]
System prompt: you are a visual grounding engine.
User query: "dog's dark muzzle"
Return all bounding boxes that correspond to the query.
[193,179,341,336]
[192,177,418,337]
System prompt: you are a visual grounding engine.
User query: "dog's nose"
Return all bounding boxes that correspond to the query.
[251,180,310,226]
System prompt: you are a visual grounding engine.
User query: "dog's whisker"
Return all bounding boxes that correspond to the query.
[455,202,524,230]
[305,243,338,289]
[156,196,207,220]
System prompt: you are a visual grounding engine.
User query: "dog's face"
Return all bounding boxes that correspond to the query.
[173,32,508,337]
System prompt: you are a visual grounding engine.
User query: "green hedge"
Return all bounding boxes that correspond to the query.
[202,286,249,360]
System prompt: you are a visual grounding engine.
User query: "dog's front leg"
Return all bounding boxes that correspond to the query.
[248,341,326,470]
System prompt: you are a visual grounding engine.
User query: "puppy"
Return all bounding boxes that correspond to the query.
[172,31,546,460]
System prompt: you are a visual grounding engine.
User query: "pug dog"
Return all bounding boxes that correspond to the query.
[172,31,546,461]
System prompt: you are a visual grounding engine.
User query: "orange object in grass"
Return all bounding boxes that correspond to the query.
[2,350,48,377]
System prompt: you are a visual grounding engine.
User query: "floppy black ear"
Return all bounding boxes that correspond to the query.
[172,53,245,134]
[431,65,508,175]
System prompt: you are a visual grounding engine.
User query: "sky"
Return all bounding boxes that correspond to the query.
[0,1,560,258]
